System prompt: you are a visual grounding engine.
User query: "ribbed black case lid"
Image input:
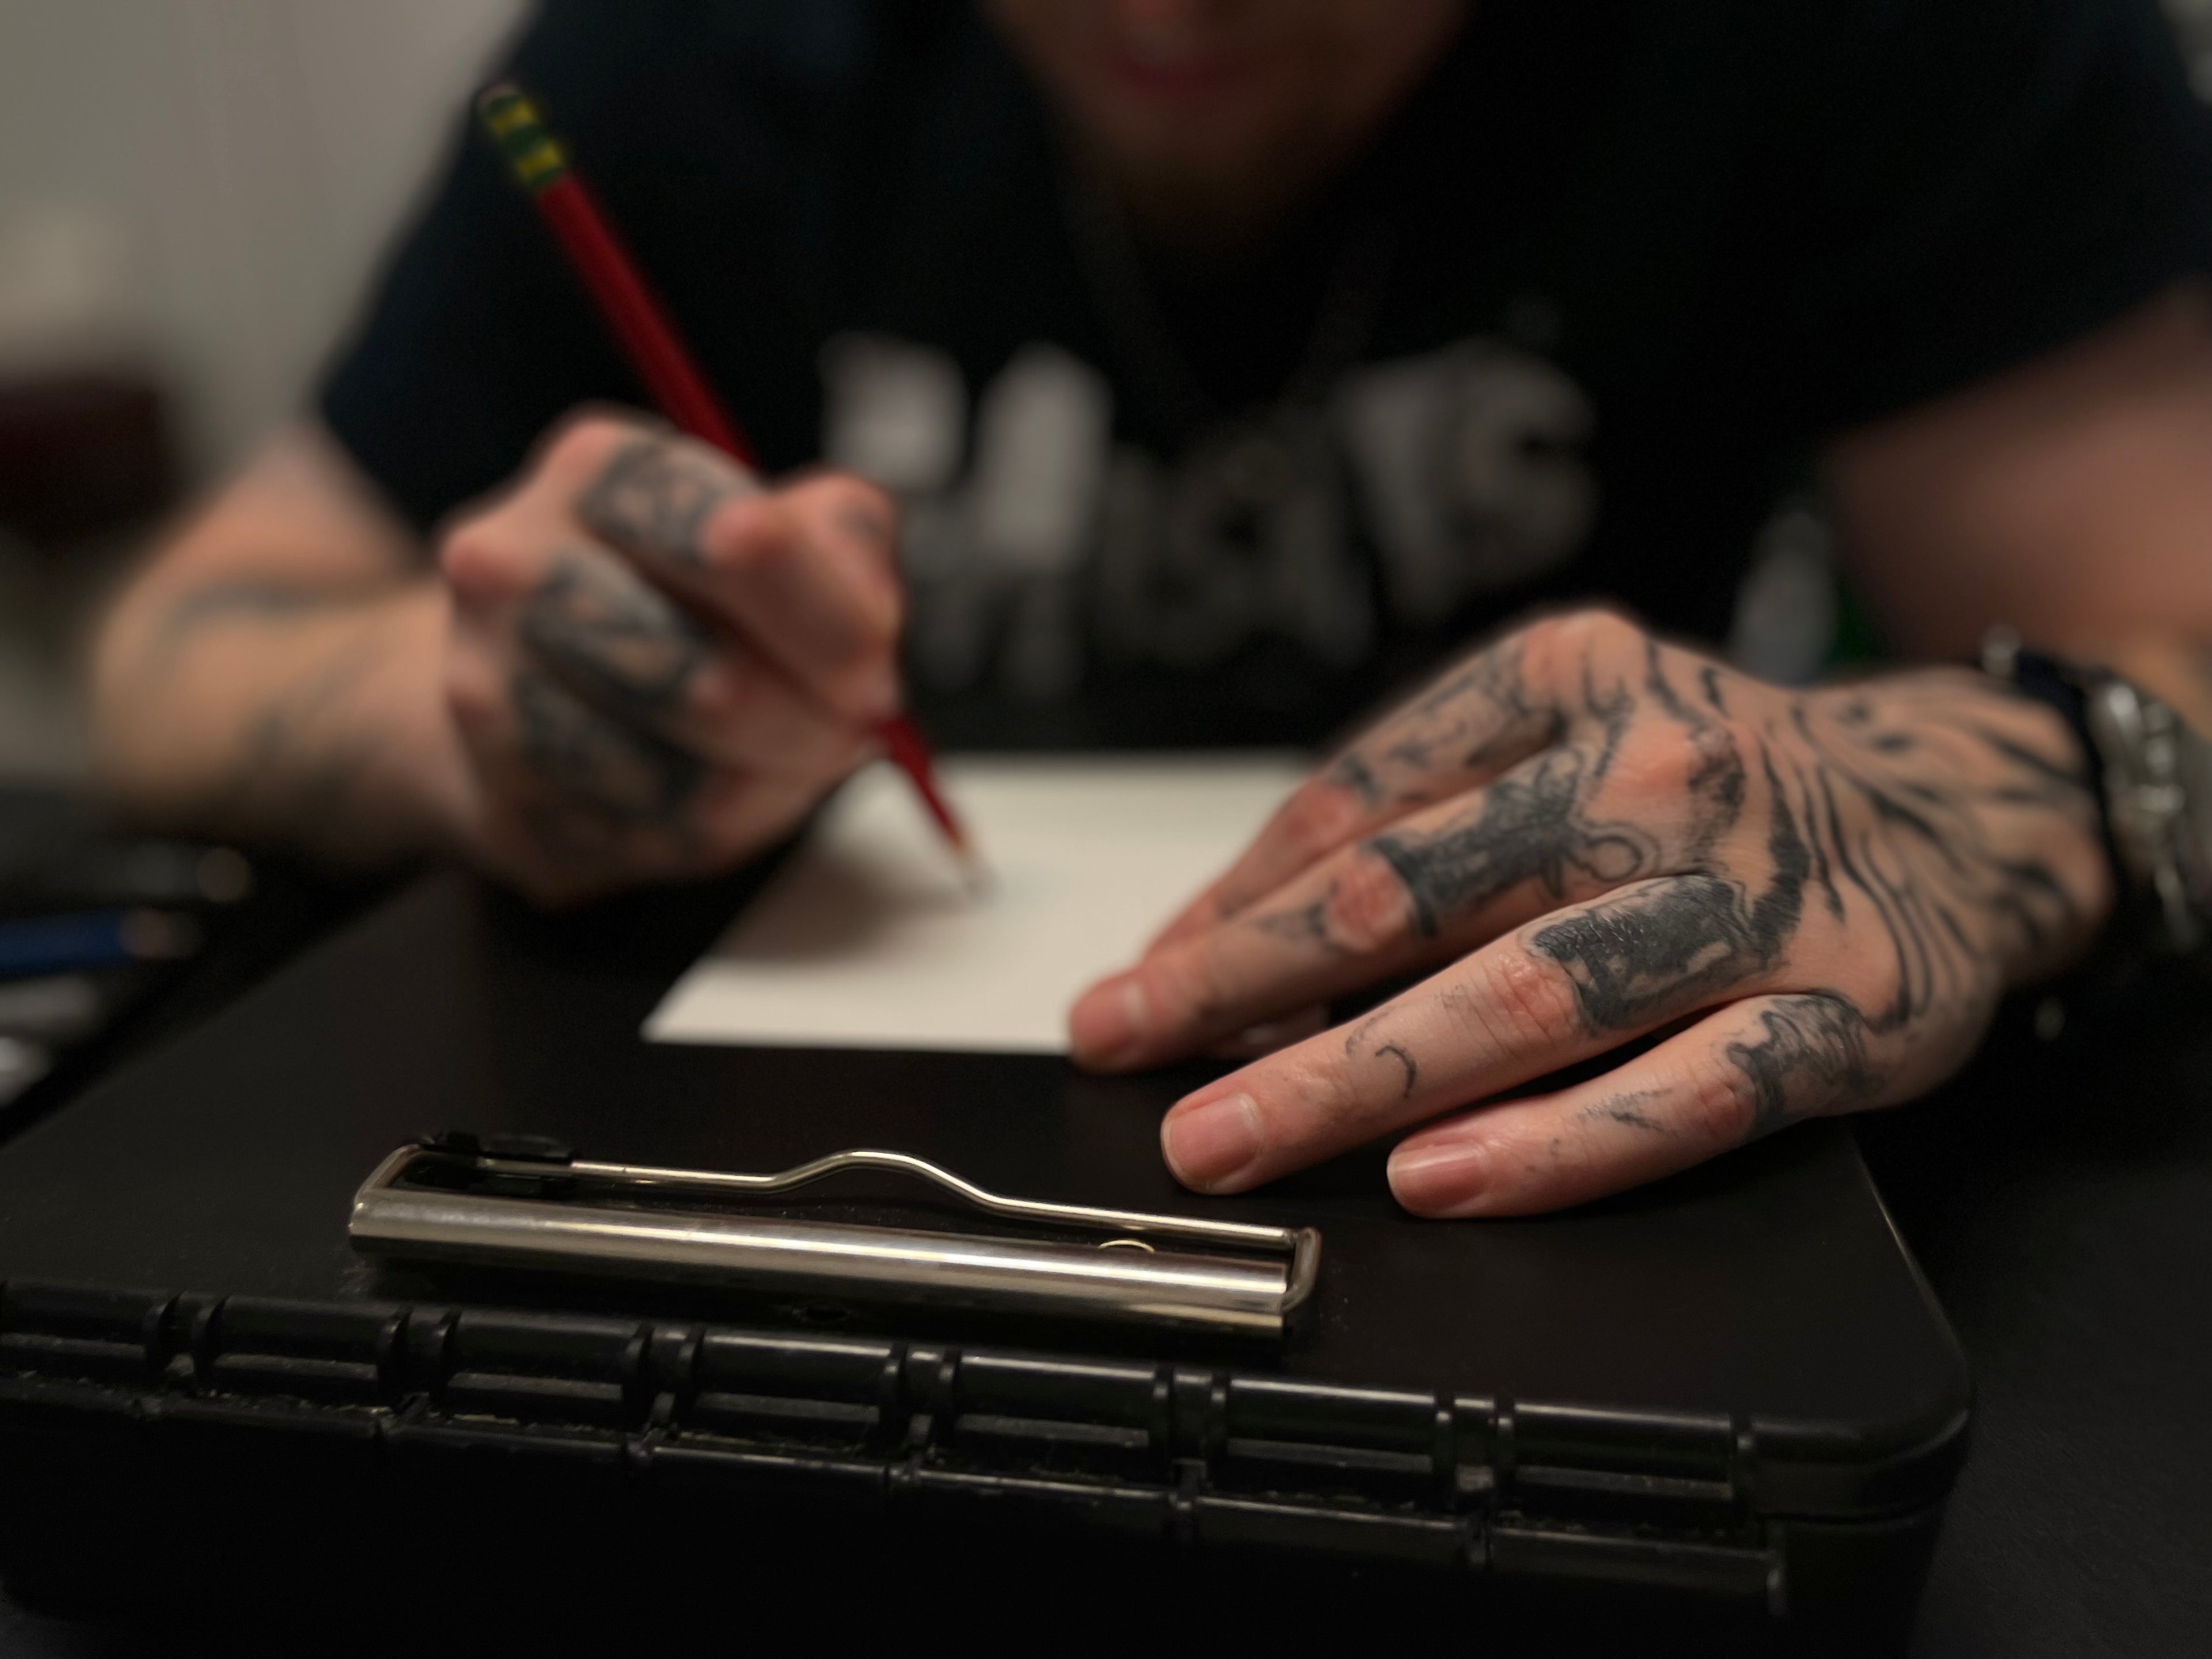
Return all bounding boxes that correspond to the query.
[0,870,1967,1517]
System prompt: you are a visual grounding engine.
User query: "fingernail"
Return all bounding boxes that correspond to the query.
[1389,1140,1493,1216]
[1069,977,1148,1067]
[1162,1092,1264,1192]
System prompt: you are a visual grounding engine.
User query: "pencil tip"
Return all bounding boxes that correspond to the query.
[956,847,994,901]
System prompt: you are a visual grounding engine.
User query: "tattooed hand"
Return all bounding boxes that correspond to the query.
[1069,609,2114,1215]
[439,411,900,903]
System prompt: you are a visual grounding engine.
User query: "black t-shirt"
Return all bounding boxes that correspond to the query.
[321,0,2212,747]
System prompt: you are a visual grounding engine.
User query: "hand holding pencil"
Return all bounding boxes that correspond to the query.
[415,85,977,906]
[457,82,982,897]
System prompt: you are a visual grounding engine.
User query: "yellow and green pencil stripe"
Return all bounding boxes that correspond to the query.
[478,82,569,194]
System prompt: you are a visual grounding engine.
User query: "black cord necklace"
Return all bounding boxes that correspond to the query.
[1058,160,1394,446]
[1059,161,1394,672]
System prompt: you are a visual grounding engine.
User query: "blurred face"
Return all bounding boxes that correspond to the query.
[986,0,1471,231]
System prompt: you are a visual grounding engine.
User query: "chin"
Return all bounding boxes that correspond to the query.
[1076,82,1301,181]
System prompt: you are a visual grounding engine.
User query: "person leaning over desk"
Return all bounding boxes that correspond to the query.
[90,0,2212,1219]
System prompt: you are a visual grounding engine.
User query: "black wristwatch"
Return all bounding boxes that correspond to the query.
[1982,628,2212,955]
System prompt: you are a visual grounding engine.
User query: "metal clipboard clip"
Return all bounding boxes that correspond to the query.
[349,1134,1322,1338]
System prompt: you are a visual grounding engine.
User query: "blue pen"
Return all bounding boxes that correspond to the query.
[0,908,202,980]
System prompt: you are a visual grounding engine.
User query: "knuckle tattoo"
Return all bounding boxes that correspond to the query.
[1334,638,1563,810]
[576,436,750,567]
[1368,748,1658,937]
[1720,994,1880,1139]
[1246,880,1349,959]
[1525,698,1804,1033]
[509,666,702,825]
[1529,868,1789,1033]
[517,555,710,720]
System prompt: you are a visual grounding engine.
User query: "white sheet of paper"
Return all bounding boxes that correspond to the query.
[644,753,1308,1053]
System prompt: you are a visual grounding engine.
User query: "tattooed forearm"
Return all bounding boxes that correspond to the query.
[147,579,362,676]
[577,438,751,566]
[192,632,391,838]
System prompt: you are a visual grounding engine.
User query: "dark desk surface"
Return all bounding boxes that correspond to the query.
[1859,975,2212,1657]
[1,864,2207,1657]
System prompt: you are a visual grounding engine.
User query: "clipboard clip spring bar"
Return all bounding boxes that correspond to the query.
[349,1134,1321,1338]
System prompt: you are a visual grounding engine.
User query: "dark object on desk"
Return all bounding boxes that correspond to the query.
[0,870,1962,1649]
[0,788,257,1109]
[0,787,254,919]
[0,907,200,979]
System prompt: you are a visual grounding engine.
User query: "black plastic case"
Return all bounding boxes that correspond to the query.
[0,873,1967,1646]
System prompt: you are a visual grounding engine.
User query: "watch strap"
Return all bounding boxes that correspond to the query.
[1979,630,2122,883]
[1982,629,2209,954]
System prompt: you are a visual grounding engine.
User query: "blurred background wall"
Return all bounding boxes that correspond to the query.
[0,0,2206,785]
[0,0,521,779]
[0,0,524,481]
[0,0,2202,490]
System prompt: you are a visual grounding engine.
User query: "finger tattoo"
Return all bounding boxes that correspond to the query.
[1531,749,1811,1031]
[1337,1006,1424,1101]
[519,555,710,719]
[1579,1089,1671,1134]
[510,666,702,824]
[1326,751,1385,808]
[577,438,751,566]
[1248,882,1353,956]
[1374,1041,1418,1097]
[1368,749,1657,937]
[1328,638,1560,805]
[1723,994,1878,1138]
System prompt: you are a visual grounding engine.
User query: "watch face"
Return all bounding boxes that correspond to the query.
[2083,679,2211,920]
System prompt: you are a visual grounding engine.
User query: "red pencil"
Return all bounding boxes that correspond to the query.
[477,81,983,887]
